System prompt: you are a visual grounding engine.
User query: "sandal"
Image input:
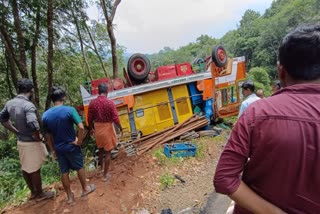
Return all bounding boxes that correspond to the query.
[102,173,111,182]
[80,184,96,197]
[35,191,55,202]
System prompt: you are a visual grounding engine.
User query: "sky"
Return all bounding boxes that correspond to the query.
[88,0,274,54]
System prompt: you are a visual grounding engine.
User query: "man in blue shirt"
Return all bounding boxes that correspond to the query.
[238,80,260,117]
[42,86,95,204]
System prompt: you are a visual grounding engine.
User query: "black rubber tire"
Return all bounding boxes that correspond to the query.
[127,53,151,82]
[192,57,205,65]
[212,45,228,68]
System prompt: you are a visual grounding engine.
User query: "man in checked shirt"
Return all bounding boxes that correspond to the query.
[88,83,123,182]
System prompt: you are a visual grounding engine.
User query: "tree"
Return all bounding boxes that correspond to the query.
[100,0,121,78]
[46,0,54,110]
[248,67,271,95]
[71,3,93,81]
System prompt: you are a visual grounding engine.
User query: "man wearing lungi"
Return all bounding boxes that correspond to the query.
[88,83,123,182]
[0,78,54,201]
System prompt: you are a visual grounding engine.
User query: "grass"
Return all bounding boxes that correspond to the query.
[151,147,184,166]
[159,172,175,190]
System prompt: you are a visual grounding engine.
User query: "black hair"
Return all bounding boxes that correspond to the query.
[98,83,108,94]
[50,86,66,102]
[18,78,34,94]
[273,80,281,90]
[278,24,320,81]
[241,80,255,92]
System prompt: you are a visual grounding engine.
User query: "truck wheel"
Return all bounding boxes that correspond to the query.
[212,45,227,68]
[127,53,151,82]
[192,57,204,65]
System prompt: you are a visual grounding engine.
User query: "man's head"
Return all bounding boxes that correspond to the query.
[50,86,66,103]
[98,83,108,95]
[272,80,282,93]
[278,24,320,87]
[256,89,265,99]
[18,79,34,99]
[241,80,255,98]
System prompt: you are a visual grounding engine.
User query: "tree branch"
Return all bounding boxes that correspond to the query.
[109,0,121,22]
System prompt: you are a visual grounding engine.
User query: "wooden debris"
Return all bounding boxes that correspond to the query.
[135,115,209,154]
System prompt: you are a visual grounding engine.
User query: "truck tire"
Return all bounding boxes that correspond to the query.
[127,53,151,82]
[212,45,227,68]
[192,57,204,65]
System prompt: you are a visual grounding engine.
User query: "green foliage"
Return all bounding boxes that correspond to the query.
[149,0,320,85]
[149,34,219,69]
[0,133,96,209]
[159,172,175,190]
[248,67,272,95]
[0,139,18,160]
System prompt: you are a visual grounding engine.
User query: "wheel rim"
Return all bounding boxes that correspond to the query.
[217,48,226,62]
[131,58,146,75]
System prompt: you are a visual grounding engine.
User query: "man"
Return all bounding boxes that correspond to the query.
[0,79,54,201]
[272,80,282,93]
[88,83,123,182]
[42,86,95,204]
[256,89,265,99]
[238,80,260,117]
[214,24,320,213]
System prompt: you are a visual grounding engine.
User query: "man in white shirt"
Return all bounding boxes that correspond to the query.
[238,80,260,117]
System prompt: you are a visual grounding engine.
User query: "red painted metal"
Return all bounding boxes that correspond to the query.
[155,65,177,81]
[131,58,146,75]
[148,71,157,82]
[112,78,125,90]
[217,49,226,62]
[90,77,113,95]
[175,62,193,76]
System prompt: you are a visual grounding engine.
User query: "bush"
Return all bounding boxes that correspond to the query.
[0,135,97,209]
[0,138,18,160]
[247,67,272,96]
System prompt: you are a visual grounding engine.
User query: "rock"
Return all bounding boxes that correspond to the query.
[63,209,71,213]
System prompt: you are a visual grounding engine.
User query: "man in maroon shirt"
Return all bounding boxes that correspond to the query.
[214,24,320,214]
[88,83,123,181]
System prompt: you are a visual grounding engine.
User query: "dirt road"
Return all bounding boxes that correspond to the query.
[4,132,230,214]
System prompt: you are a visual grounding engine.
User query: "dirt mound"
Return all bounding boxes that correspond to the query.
[4,132,229,214]
[5,153,159,214]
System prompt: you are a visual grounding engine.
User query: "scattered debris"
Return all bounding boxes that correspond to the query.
[174,175,186,184]
[133,115,209,154]
[197,130,219,138]
[179,131,199,140]
[177,207,194,214]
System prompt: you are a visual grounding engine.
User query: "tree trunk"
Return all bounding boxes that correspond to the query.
[30,4,41,108]
[2,52,15,98]
[100,0,121,79]
[3,48,18,92]
[11,0,28,78]
[84,22,109,78]
[46,0,54,110]
[0,21,21,87]
[72,9,93,81]
[107,23,118,78]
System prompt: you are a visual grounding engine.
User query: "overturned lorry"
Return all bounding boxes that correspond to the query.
[79,45,246,141]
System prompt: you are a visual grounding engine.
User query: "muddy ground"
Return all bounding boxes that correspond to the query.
[3,131,229,214]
